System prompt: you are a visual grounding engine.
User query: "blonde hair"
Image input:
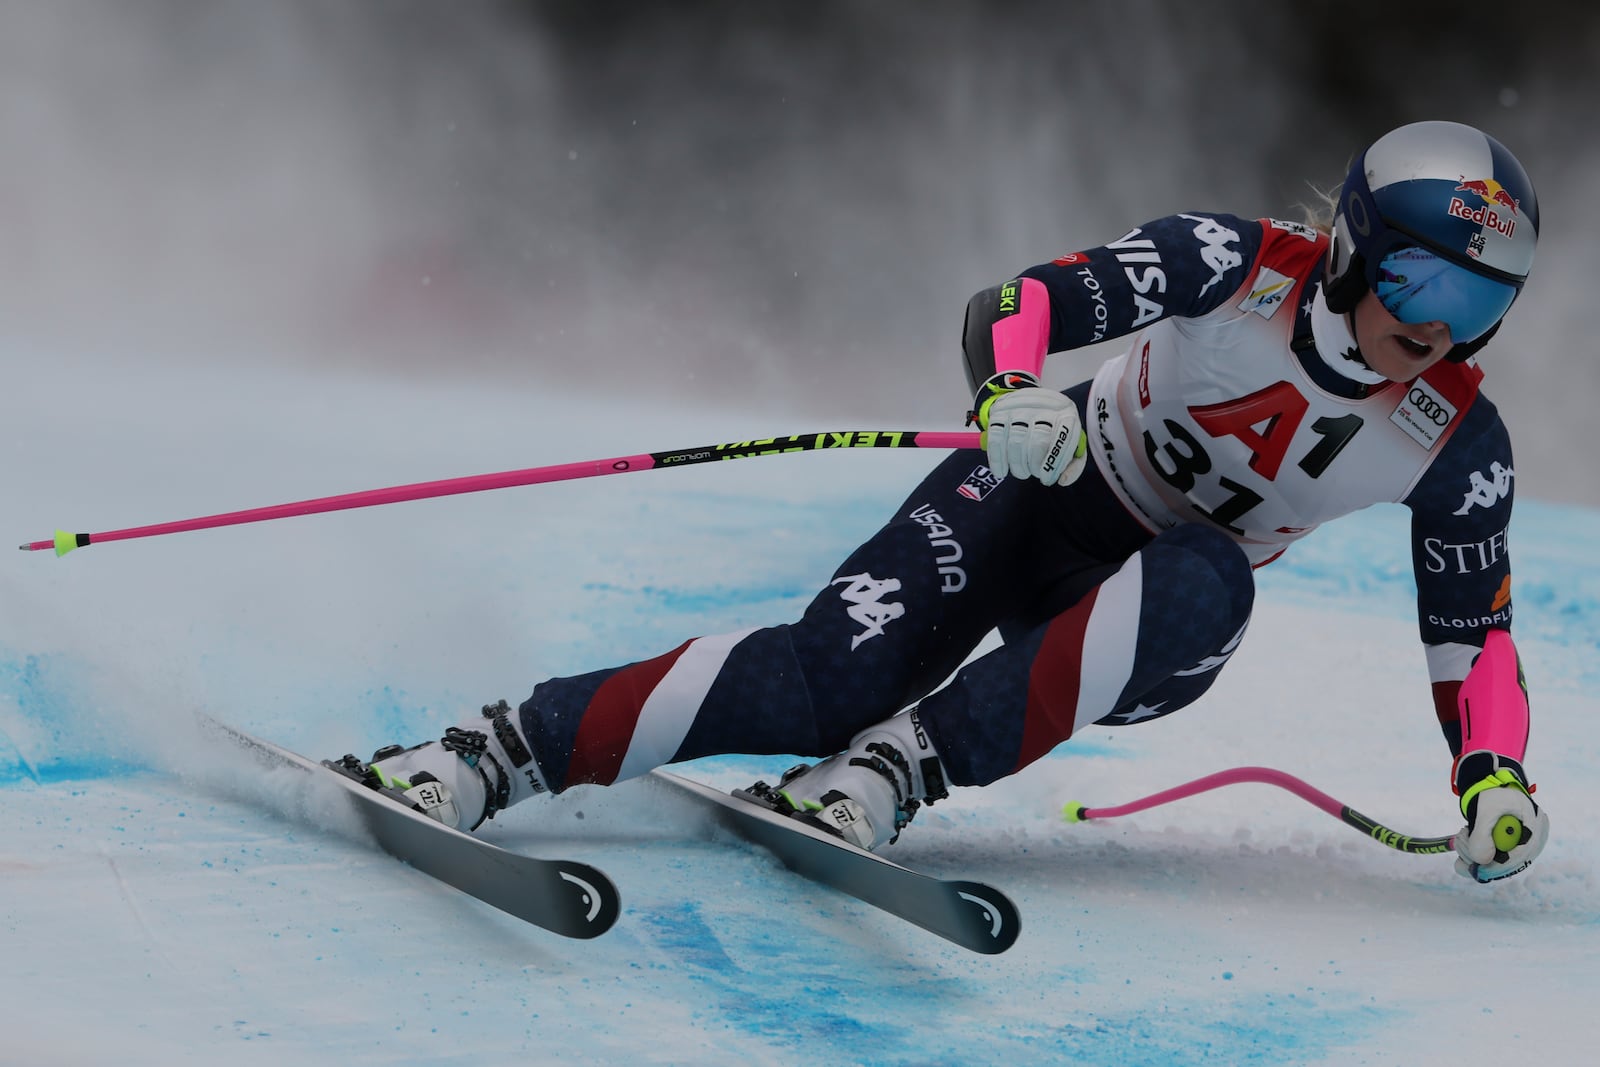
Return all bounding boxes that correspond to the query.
[1298,182,1338,236]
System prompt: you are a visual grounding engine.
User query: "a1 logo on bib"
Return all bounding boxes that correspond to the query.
[1391,379,1458,448]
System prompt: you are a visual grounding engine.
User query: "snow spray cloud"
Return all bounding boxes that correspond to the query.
[1,2,1594,503]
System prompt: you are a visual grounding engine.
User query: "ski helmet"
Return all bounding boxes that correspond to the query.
[1324,120,1539,359]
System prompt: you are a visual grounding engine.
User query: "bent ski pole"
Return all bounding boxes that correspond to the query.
[20,429,982,557]
[1061,766,1457,855]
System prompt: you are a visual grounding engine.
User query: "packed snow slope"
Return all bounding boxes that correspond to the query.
[4,361,1597,1066]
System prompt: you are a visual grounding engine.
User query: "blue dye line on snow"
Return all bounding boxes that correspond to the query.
[984,995,1394,1067]
[639,887,1396,1065]
[634,898,923,1057]
[0,758,152,787]
[0,646,147,785]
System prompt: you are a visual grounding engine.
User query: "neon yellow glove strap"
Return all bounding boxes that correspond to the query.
[972,371,1040,431]
[1458,768,1528,819]
[974,381,1020,431]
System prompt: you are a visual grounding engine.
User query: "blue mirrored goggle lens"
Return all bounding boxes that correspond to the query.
[1373,246,1517,344]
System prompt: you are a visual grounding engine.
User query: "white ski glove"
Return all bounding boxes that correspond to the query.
[971,371,1087,486]
[1453,751,1549,883]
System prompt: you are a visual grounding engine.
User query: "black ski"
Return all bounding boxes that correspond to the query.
[651,770,1019,954]
[199,715,620,940]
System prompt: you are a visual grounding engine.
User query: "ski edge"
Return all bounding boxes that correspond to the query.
[650,770,1020,954]
[195,713,621,940]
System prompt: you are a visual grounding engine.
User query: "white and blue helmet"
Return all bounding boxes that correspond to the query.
[1324,120,1539,359]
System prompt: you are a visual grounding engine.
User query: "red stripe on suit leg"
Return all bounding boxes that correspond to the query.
[1433,679,1463,733]
[565,639,694,785]
[1012,586,1099,772]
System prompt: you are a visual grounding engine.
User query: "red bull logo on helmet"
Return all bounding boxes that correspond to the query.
[1455,177,1520,213]
[1449,176,1520,239]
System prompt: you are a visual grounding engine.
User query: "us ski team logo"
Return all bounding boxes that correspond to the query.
[834,572,904,649]
[957,466,1000,502]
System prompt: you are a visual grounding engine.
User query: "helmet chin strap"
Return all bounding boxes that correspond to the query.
[1444,318,1501,364]
[1309,283,1388,385]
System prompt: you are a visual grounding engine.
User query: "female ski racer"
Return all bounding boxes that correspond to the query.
[355,119,1549,884]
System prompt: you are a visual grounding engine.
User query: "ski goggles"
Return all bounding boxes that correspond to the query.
[1370,245,1518,344]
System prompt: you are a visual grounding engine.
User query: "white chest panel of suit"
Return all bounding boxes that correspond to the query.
[1085,234,1480,566]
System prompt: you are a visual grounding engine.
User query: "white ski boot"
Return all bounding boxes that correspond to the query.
[750,708,950,851]
[354,700,549,831]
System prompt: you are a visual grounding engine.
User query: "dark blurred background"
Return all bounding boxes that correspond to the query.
[3,1,1597,502]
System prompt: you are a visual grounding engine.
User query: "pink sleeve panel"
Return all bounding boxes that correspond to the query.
[990,277,1052,379]
[1457,628,1530,761]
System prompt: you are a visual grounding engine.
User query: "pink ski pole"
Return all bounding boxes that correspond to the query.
[21,429,981,558]
[1062,766,1457,855]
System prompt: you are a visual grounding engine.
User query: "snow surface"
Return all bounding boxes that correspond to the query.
[5,360,1598,1066]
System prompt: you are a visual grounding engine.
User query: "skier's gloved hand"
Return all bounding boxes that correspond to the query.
[970,371,1087,486]
[1452,751,1549,883]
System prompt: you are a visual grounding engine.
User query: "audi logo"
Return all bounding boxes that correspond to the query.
[1408,387,1450,426]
